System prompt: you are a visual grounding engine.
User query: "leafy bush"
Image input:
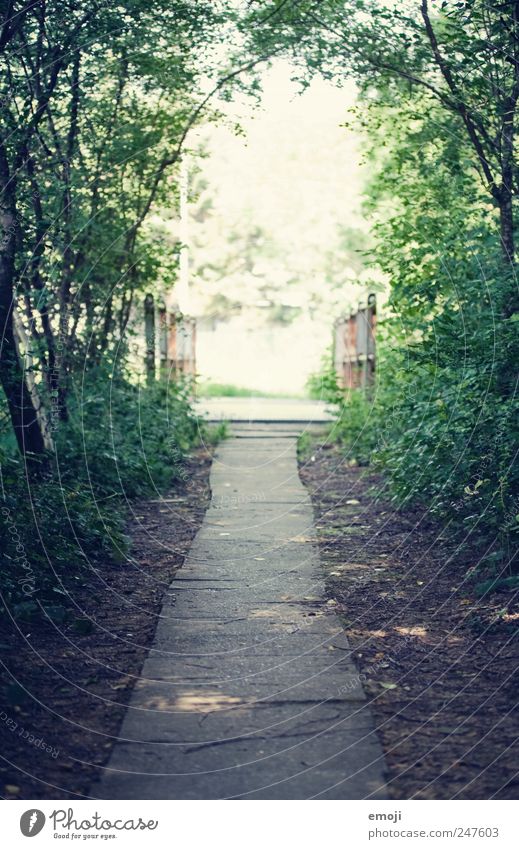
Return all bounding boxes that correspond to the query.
[60,369,200,499]
[308,354,377,465]
[306,355,344,404]
[323,268,519,569]
[372,271,519,557]
[0,371,202,612]
[331,389,378,467]
[322,85,519,578]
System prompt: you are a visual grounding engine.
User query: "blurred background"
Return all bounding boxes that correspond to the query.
[181,61,376,396]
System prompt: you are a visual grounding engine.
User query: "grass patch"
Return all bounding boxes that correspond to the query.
[197,381,305,399]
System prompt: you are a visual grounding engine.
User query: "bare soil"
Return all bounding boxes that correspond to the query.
[299,441,519,800]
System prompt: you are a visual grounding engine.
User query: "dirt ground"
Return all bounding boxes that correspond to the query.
[299,440,519,799]
[0,447,212,800]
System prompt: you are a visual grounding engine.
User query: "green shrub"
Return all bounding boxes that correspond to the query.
[324,274,519,569]
[0,371,202,613]
[331,389,378,466]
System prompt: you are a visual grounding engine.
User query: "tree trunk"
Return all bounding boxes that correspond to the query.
[499,85,516,267]
[25,151,59,398]
[499,83,517,315]
[0,144,47,463]
[55,51,81,423]
[144,293,156,384]
[499,190,515,266]
[13,312,54,452]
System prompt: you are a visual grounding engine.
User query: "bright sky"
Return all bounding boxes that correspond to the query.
[186,60,372,392]
[208,65,362,241]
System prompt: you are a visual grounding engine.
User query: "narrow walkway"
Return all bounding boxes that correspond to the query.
[196,396,333,423]
[96,425,386,799]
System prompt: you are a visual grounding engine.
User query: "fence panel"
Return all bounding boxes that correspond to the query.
[334,294,376,390]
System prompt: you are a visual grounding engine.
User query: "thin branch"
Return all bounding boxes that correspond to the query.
[123,50,281,250]
[421,0,497,193]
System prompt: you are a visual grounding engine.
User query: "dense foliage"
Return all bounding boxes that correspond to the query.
[0,1,251,610]
[0,374,199,611]
[325,96,519,559]
[361,96,519,562]
[288,1,519,575]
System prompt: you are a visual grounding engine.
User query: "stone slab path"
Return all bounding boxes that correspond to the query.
[95,425,386,799]
[196,396,333,423]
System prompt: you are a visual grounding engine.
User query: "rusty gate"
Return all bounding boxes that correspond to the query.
[333,294,376,389]
[144,295,196,381]
[159,309,196,376]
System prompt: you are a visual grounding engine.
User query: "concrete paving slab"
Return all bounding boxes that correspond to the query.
[96,716,384,800]
[97,695,374,747]
[140,654,363,692]
[186,537,318,564]
[120,667,368,705]
[196,397,334,423]
[150,628,352,658]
